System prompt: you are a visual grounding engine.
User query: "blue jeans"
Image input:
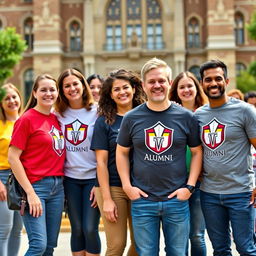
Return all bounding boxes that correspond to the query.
[187,184,206,256]
[0,170,23,256]
[23,176,64,256]
[131,197,190,256]
[64,177,101,254]
[201,191,256,256]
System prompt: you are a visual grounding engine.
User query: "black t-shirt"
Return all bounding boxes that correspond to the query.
[91,115,123,187]
[117,103,201,201]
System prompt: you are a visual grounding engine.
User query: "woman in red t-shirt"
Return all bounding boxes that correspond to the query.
[8,74,66,256]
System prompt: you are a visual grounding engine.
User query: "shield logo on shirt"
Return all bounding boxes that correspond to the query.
[144,121,173,155]
[201,118,226,150]
[49,126,65,156]
[65,119,88,146]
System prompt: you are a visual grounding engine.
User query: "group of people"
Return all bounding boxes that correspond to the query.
[0,57,255,256]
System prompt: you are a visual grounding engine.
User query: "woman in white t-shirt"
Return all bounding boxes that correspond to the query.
[55,69,101,256]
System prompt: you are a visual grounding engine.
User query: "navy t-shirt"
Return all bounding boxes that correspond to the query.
[117,103,201,201]
[91,115,123,187]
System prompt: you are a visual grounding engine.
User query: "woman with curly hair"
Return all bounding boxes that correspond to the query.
[55,69,101,256]
[170,71,207,256]
[91,69,145,256]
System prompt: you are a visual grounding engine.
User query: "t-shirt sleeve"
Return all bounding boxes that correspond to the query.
[187,113,201,147]
[90,116,109,151]
[10,116,31,150]
[117,116,132,147]
[243,104,256,139]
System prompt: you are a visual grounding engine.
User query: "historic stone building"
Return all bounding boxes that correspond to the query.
[0,0,255,100]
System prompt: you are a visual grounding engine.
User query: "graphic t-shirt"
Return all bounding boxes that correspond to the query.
[117,103,201,201]
[195,98,256,194]
[57,105,97,179]
[10,109,65,183]
[91,115,123,187]
[0,120,14,170]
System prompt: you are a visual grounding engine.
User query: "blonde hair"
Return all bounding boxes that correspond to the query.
[0,83,23,122]
[227,89,244,100]
[141,57,172,82]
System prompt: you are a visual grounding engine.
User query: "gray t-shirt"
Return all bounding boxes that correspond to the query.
[195,98,256,194]
[117,103,201,201]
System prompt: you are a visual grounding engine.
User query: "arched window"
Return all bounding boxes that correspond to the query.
[236,63,246,76]
[24,17,33,51]
[105,0,163,51]
[70,21,81,51]
[187,17,200,48]
[235,12,245,45]
[23,69,34,102]
[189,65,200,81]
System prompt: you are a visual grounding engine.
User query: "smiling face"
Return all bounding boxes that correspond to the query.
[142,67,171,105]
[201,67,229,100]
[89,78,102,102]
[33,79,58,109]
[2,88,21,116]
[62,75,84,107]
[111,79,135,109]
[177,76,197,104]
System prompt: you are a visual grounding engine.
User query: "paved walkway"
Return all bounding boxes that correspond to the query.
[19,230,239,256]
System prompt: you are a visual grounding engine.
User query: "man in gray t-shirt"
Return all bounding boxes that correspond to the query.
[195,59,256,256]
[116,58,202,256]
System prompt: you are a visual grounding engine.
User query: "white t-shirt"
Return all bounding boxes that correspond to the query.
[57,105,97,179]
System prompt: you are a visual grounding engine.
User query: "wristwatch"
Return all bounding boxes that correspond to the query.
[184,184,195,194]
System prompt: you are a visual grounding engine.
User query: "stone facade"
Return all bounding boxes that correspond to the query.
[0,0,256,99]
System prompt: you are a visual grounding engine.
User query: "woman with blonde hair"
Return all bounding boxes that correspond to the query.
[170,71,207,256]
[0,83,23,256]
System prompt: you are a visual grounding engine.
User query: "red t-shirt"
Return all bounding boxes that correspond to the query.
[10,109,66,183]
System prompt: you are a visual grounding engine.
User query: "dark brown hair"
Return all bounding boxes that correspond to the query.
[55,69,94,115]
[169,71,207,109]
[24,74,56,113]
[98,69,146,124]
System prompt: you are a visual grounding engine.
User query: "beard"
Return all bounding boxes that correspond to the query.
[204,85,225,99]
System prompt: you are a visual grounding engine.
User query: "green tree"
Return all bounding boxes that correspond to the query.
[237,71,256,93]
[247,11,256,41]
[0,27,27,85]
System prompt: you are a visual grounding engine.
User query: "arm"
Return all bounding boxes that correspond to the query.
[96,149,118,222]
[168,145,203,200]
[8,145,43,217]
[249,138,256,207]
[0,180,7,201]
[116,144,148,200]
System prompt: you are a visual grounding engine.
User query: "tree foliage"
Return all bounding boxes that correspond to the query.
[247,11,256,41]
[237,70,256,93]
[0,27,27,84]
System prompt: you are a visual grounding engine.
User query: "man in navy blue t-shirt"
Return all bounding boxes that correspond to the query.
[116,57,202,256]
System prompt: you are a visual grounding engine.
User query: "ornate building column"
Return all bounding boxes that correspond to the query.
[173,0,186,77]
[33,0,62,78]
[82,0,95,78]
[206,0,236,88]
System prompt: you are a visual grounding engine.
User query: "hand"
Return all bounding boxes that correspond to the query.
[27,191,43,218]
[123,185,148,201]
[90,186,97,208]
[168,187,191,201]
[250,188,256,208]
[0,180,7,201]
[103,198,118,223]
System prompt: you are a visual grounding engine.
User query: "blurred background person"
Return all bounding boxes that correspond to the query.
[227,89,244,100]
[244,91,256,107]
[170,71,207,256]
[91,69,145,256]
[0,83,23,256]
[8,75,65,256]
[87,74,104,103]
[56,69,101,256]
